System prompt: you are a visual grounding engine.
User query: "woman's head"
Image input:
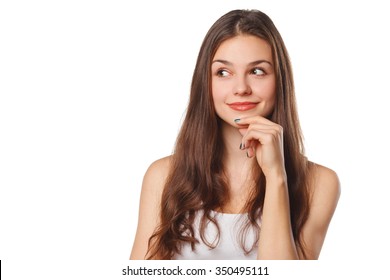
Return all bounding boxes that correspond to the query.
[211,34,276,127]
[189,9,299,143]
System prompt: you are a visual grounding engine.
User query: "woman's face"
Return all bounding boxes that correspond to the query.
[211,35,276,127]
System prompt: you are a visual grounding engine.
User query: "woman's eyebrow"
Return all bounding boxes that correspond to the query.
[212,59,273,66]
[212,59,233,66]
[248,59,273,66]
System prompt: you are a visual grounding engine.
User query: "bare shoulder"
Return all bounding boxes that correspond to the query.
[141,155,173,205]
[300,162,341,259]
[130,155,172,260]
[143,156,172,187]
[308,162,341,201]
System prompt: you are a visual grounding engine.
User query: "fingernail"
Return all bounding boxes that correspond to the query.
[246,151,250,158]
[239,143,245,150]
[234,118,240,123]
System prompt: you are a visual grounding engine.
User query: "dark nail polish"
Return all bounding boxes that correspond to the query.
[234,118,240,123]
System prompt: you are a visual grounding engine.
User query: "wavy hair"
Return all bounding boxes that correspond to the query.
[146,9,311,259]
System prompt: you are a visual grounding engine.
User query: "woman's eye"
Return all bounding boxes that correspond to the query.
[216,69,230,77]
[251,68,265,75]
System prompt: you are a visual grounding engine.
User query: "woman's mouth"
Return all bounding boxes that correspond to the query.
[227,102,259,111]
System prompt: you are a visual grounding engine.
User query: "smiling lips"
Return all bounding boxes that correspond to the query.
[227,102,259,111]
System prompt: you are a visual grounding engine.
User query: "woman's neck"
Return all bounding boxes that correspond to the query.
[221,122,253,167]
[216,122,257,213]
[221,122,256,184]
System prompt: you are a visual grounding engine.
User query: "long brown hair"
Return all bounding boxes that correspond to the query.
[146,9,311,259]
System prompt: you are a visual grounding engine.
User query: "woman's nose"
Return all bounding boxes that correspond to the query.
[234,75,252,96]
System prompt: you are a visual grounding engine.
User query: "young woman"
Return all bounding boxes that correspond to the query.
[130,9,340,260]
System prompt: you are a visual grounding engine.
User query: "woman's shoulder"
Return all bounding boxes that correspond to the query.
[142,155,172,191]
[297,162,341,259]
[138,156,173,217]
[307,161,341,210]
[308,162,340,192]
[130,156,172,260]
[145,155,172,176]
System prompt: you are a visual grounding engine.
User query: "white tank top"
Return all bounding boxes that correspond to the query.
[173,210,259,260]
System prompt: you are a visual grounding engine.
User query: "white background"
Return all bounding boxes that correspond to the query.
[1,0,389,279]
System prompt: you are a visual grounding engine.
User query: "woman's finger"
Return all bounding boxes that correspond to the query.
[234,115,276,126]
[241,127,282,150]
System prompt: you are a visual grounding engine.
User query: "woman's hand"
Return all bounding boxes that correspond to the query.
[236,116,286,179]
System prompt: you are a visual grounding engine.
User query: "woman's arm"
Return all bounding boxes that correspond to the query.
[236,116,340,259]
[257,165,340,259]
[129,157,170,259]
[298,164,340,259]
[257,173,299,259]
